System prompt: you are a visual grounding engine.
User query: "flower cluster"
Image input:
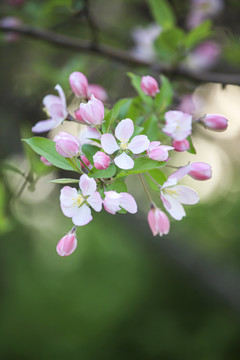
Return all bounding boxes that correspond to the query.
[28,71,228,257]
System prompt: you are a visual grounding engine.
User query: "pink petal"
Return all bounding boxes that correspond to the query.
[128,135,150,154]
[115,118,134,142]
[119,193,137,214]
[79,174,96,196]
[72,204,93,226]
[114,152,134,170]
[55,84,67,108]
[48,103,67,122]
[103,191,121,214]
[43,95,62,108]
[56,233,77,257]
[161,192,186,221]
[32,119,61,133]
[87,191,102,212]
[168,164,192,181]
[101,133,119,154]
[173,185,199,205]
[148,209,158,236]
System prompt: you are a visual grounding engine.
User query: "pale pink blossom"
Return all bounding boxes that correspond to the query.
[75,95,104,126]
[147,207,170,236]
[160,178,199,220]
[141,76,159,97]
[69,71,88,98]
[103,191,137,214]
[40,156,52,166]
[1,17,22,41]
[56,227,77,257]
[187,0,223,28]
[32,85,68,133]
[101,118,150,170]
[93,151,110,170]
[88,84,108,102]
[54,131,80,158]
[189,162,212,180]
[60,174,102,226]
[172,139,190,152]
[131,23,162,61]
[147,141,174,161]
[186,42,220,70]
[163,111,192,141]
[201,114,228,131]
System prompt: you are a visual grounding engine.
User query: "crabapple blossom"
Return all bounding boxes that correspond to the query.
[189,162,212,180]
[172,139,190,152]
[160,178,199,221]
[88,84,108,102]
[131,23,162,61]
[69,71,88,98]
[56,227,77,257]
[147,141,174,161]
[101,118,150,170]
[201,114,228,130]
[103,191,137,215]
[93,151,110,170]
[75,95,104,126]
[147,207,170,236]
[54,131,80,158]
[60,174,102,226]
[186,42,220,70]
[163,111,192,141]
[32,85,68,133]
[141,76,159,97]
[40,156,52,166]
[187,0,224,28]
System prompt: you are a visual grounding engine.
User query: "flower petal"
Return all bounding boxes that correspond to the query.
[79,174,96,196]
[43,94,61,108]
[168,164,192,181]
[60,186,78,207]
[174,185,199,205]
[87,191,102,212]
[128,135,150,154]
[32,119,60,133]
[114,152,134,170]
[72,204,92,226]
[161,192,186,221]
[55,84,67,108]
[101,133,119,154]
[119,193,137,213]
[115,118,134,141]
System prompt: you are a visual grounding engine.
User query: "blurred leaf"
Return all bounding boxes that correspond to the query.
[102,109,115,133]
[154,28,185,62]
[185,20,212,50]
[50,178,79,184]
[132,126,144,137]
[90,164,116,179]
[148,0,175,29]
[143,114,158,141]
[113,98,133,119]
[126,97,145,124]
[105,180,127,193]
[81,144,100,165]
[155,75,173,112]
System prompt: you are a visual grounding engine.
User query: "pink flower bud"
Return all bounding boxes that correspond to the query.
[140,76,159,97]
[88,84,108,102]
[147,207,170,237]
[80,155,93,170]
[75,95,104,126]
[189,162,212,181]
[54,131,80,158]
[172,139,190,152]
[40,156,52,166]
[69,71,88,98]
[56,227,77,257]
[202,114,228,131]
[93,151,110,170]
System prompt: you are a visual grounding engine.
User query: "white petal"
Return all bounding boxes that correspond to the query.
[72,204,92,226]
[101,133,119,154]
[128,135,150,154]
[168,165,192,181]
[87,192,102,212]
[115,118,134,141]
[161,192,186,221]
[103,191,121,214]
[60,186,78,207]
[55,84,67,108]
[43,94,62,108]
[32,119,60,133]
[60,204,78,218]
[119,193,137,213]
[174,185,199,205]
[114,152,134,170]
[79,174,96,196]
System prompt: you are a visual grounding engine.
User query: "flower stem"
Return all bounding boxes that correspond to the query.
[67,158,83,174]
[138,174,155,205]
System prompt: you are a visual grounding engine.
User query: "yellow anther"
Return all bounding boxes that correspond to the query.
[120,141,128,150]
[74,194,84,207]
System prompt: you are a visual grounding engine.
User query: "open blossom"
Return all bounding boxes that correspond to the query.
[160,178,199,221]
[187,0,223,28]
[93,151,110,170]
[201,114,228,131]
[88,84,108,102]
[75,95,104,126]
[32,85,68,133]
[103,191,137,214]
[172,139,190,152]
[54,131,80,158]
[131,23,162,61]
[147,141,174,161]
[141,76,159,97]
[163,111,192,141]
[56,227,77,257]
[69,71,88,98]
[148,207,170,236]
[186,42,220,70]
[101,118,150,170]
[60,174,102,226]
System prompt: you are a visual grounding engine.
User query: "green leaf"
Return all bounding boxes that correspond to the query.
[23,137,74,171]
[116,157,165,178]
[148,0,175,29]
[154,27,185,62]
[144,169,166,191]
[132,126,144,137]
[143,114,158,141]
[128,73,153,106]
[187,136,197,155]
[126,96,145,124]
[49,178,79,184]
[113,98,133,119]
[184,20,212,50]
[102,109,115,133]
[105,180,127,193]
[155,75,173,112]
[90,164,116,179]
[81,144,100,165]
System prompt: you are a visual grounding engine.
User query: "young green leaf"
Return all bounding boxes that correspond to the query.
[143,114,158,141]
[154,27,185,62]
[155,75,173,112]
[187,136,197,155]
[185,20,212,50]
[102,109,115,133]
[49,178,80,184]
[148,0,175,29]
[113,98,133,119]
[105,180,127,193]
[90,164,116,179]
[116,157,165,178]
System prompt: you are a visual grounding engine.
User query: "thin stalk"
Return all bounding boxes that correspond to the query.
[138,174,155,205]
[67,158,83,174]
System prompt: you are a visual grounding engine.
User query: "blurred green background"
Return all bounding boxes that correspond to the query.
[1,0,240,359]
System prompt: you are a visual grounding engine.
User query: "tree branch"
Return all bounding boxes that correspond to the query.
[1,23,240,86]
